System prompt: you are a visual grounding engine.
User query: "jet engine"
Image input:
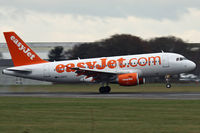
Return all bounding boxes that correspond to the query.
[117,73,145,86]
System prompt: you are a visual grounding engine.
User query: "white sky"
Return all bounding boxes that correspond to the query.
[0,0,200,42]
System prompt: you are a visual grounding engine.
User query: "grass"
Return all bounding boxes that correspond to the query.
[0,83,199,93]
[0,97,200,133]
[0,84,200,133]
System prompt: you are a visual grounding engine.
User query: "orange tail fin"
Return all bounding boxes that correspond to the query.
[3,32,48,66]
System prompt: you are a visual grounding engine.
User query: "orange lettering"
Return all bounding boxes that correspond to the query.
[129,58,137,67]
[86,61,97,69]
[77,62,85,68]
[148,56,161,66]
[138,57,147,66]
[55,64,65,73]
[107,60,117,69]
[96,58,107,69]
[66,63,75,72]
[117,58,126,68]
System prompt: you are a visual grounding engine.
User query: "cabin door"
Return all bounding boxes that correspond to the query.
[162,54,169,67]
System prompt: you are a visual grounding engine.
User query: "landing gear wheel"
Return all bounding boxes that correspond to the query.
[105,86,111,93]
[166,83,171,88]
[99,87,105,94]
[99,86,111,94]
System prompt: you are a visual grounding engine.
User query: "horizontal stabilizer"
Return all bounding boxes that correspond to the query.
[4,68,32,74]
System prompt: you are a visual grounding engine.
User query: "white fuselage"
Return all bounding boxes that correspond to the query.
[3,52,196,83]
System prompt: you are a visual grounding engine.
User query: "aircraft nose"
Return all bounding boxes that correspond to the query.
[189,61,196,71]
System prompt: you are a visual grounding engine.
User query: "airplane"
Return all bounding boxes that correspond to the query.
[2,32,196,93]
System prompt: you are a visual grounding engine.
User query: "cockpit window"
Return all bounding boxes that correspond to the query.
[176,57,187,61]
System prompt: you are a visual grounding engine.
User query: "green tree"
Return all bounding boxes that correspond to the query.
[148,36,187,54]
[66,34,146,59]
[48,46,66,61]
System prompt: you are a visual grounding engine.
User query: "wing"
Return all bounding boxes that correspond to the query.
[71,67,116,82]
[71,67,142,83]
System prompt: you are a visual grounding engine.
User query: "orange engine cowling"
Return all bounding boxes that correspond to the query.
[118,73,145,86]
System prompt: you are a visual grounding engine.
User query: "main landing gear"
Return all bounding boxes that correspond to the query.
[165,75,171,88]
[99,82,111,94]
[99,86,111,94]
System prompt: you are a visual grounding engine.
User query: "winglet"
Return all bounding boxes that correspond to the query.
[3,32,48,66]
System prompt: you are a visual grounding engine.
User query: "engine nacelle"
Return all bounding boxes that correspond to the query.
[118,73,145,86]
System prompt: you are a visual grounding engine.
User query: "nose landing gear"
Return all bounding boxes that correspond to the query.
[165,75,171,88]
[166,83,171,88]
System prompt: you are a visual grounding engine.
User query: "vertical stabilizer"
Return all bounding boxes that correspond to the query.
[4,32,48,66]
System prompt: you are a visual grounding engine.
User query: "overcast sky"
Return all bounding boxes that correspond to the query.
[0,0,200,42]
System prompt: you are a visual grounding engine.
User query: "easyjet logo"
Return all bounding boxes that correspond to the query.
[122,78,133,81]
[10,36,35,60]
[55,56,161,73]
